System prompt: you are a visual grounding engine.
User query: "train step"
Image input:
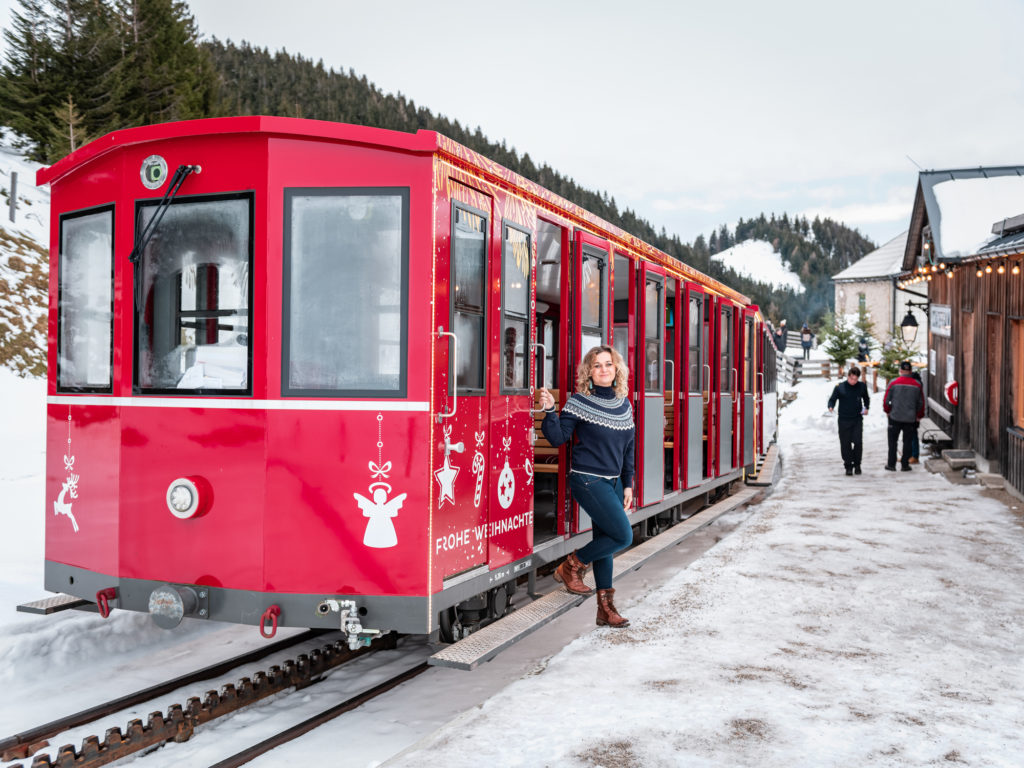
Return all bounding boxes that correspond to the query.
[428,486,762,671]
[16,593,90,615]
[746,443,780,487]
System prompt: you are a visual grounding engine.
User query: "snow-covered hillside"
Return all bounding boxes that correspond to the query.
[0,131,49,376]
[712,238,805,294]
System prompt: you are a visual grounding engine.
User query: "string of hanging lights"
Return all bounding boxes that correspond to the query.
[895,255,1023,289]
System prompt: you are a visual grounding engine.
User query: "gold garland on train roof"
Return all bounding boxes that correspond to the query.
[432,134,749,306]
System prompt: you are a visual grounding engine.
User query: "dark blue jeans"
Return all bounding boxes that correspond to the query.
[570,473,633,590]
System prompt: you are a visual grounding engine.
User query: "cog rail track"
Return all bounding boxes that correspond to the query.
[3,631,395,768]
[208,661,430,768]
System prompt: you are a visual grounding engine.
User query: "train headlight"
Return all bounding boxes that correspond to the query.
[166,476,211,519]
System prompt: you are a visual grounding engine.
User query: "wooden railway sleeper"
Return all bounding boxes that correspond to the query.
[23,636,390,768]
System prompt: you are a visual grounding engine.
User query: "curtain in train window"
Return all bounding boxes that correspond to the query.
[135,196,252,393]
[451,204,487,392]
[58,207,113,391]
[501,223,532,391]
[285,189,408,396]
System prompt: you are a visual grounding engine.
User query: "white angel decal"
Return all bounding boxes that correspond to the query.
[353,483,407,548]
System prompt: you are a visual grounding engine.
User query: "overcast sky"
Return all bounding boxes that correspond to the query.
[4,0,1024,247]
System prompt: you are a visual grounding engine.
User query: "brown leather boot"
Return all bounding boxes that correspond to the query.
[553,551,592,594]
[596,588,630,627]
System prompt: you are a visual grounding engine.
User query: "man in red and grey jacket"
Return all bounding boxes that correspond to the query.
[882,361,925,471]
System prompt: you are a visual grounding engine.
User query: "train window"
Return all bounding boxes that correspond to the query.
[720,307,733,393]
[451,203,487,393]
[688,296,701,394]
[644,278,662,392]
[135,195,252,394]
[283,188,408,397]
[745,317,754,390]
[501,222,532,391]
[57,206,114,392]
[581,246,606,352]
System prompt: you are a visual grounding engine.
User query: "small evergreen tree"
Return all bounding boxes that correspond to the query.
[854,302,877,358]
[821,314,858,374]
[878,332,918,383]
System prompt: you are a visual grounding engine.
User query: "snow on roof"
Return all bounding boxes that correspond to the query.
[931,174,1024,258]
[832,230,907,282]
[711,239,805,294]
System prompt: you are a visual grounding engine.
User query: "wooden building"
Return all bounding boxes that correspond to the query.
[899,166,1024,495]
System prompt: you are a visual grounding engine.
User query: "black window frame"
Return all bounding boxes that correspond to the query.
[132,191,255,396]
[281,186,409,399]
[57,203,116,394]
[449,200,489,396]
[500,220,533,394]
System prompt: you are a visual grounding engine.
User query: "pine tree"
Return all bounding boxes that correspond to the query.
[878,333,917,383]
[854,302,877,356]
[47,92,90,156]
[0,0,59,158]
[821,313,858,374]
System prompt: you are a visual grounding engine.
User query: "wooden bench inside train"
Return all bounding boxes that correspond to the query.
[533,389,560,473]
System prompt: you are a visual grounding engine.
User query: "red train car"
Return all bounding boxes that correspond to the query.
[37,117,772,645]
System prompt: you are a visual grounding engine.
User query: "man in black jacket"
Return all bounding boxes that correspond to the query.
[882,361,925,471]
[828,365,870,475]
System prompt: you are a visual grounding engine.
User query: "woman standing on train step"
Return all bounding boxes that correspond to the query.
[538,345,635,628]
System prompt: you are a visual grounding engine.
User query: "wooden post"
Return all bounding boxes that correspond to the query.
[8,171,16,223]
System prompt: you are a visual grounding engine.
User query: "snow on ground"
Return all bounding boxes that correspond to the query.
[712,239,805,294]
[3,371,1024,767]
[384,378,1024,768]
[0,129,48,245]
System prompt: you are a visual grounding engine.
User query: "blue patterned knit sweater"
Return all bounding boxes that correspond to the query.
[541,384,636,488]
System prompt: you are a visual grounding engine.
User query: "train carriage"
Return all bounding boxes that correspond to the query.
[36,117,773,645]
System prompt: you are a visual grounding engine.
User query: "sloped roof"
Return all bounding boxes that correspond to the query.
[832,230,908,282]
[902,166,1024,270]
[978,227,1024,257]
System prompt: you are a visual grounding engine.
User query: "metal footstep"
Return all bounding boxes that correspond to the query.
[747,444,780,487]
[429,486,762,670]
[16,593,90,615]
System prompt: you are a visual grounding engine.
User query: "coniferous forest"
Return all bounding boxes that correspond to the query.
[0,0,876,327]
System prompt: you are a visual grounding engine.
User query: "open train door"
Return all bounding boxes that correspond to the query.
[636,262,666,506]
[740,306,757,471]
[682,283,709,488]
[570,230,612,532]
[715,297,737,475]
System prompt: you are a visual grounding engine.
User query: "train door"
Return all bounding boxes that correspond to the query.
[571,231,612,533]
[488,220,535,567]
[716,298,737,475]
[682,284,709,488]
[532,218,567,545]
[435,200,492,578]
[664,279,681,493]
[741,307,757,470]
[637,262,665,506]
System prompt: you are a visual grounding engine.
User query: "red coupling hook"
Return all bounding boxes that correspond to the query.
[96,587,118,618]
[260,605,281,638]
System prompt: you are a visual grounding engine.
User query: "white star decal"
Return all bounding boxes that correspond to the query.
[434,454,460,508]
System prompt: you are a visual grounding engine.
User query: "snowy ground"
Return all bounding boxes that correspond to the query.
[712,239,805,294]
[2,372,1023,767]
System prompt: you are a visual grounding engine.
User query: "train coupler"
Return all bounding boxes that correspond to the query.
[315,598,381,650]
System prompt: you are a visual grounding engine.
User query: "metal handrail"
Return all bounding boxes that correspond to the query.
[665,359,675,403]
[437,326,457,420]
[702,364,711,405]
[531,341,548,412]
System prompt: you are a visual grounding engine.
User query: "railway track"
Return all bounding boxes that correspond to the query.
[1,630,396,768]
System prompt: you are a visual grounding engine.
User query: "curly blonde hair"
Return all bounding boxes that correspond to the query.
[575,345,629,398]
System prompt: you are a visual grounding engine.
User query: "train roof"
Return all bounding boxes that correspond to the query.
[37,115,750,305]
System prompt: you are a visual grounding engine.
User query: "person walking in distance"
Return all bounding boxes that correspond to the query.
[800,324,814,360]
[828,365,870,475]
[883,361,924,471]
[539,345,635,628]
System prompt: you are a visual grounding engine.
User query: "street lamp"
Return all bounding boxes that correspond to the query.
[899,309,919,344]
